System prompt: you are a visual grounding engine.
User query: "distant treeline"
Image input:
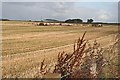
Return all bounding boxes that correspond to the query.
[65,19,83,23]
[92,22,119,25]
[0,18,119,25]
[64,19,94,23]
[0,19,10,21]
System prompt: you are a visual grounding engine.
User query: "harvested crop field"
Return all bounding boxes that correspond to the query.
[2,21,119,78]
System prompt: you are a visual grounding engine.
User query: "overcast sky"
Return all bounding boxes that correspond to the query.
[2,2,118,22]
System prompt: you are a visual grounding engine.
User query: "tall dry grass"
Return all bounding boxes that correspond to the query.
[36,32,119,79]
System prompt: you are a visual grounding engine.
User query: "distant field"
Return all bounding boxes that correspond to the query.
[2,21,119,78]
[2,21,118,56]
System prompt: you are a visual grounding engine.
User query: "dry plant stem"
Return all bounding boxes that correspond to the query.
[39,32,118,79]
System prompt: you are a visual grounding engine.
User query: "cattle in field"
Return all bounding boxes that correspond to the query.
[61,23,73,26]
[92,24,103,27]
[98,24,103,27]
[39,23,45,26]
[35,23,44,26]
[34,22,74,26]
[59,23,62,26]
[44,23,48,26]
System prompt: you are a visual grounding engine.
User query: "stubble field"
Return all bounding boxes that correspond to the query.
[2,21,119,78]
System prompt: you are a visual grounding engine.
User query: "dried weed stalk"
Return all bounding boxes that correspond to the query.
[39,32,119,79]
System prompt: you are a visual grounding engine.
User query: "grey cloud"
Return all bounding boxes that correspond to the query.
[2,2,76,20]
[0,3,2,19]
[2,2,118,22]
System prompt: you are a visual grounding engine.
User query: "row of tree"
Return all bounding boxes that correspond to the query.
[0,19,10,21]
[1,18,94,23]
[65,19,93,23]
